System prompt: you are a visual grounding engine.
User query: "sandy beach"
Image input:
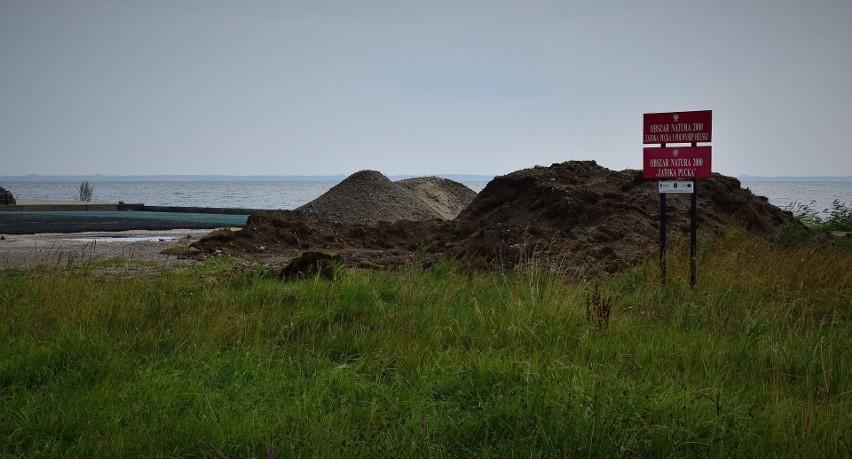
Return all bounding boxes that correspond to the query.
[0,229,214,268]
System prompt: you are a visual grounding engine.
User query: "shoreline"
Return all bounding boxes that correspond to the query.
[0,201,236,268]
[0,228,220,268]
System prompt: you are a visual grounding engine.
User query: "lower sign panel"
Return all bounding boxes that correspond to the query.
[659,181,694,193]
[643,146,712,179]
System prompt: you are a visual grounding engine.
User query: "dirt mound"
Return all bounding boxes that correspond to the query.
[192,210,440,267]
[297,170,442,224]
[193,161,805,275]
[442,161,800,273]
[396,176,477,219]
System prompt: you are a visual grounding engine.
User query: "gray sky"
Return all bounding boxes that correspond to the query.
[2,0,851,176]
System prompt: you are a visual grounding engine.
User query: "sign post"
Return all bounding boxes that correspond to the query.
[643,110,712,289]
[691,178,697,287]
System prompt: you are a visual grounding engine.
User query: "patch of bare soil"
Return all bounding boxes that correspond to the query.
[192,211,440,268]
[192,161,806,275]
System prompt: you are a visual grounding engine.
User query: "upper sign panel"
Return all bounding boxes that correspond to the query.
[643,110,712,144]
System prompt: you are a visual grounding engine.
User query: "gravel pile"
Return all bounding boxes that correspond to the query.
[297,170,442,224]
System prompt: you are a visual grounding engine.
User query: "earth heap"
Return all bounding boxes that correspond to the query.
[192,161,803,274]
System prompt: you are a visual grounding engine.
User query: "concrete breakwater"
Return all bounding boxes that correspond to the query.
[0,201,256,234]
[0,200,263,215]
[116,203,266,215]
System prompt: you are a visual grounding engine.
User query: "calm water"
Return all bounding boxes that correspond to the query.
[739,180,851,216]
[2,179,848,216]
[2,180,491,210]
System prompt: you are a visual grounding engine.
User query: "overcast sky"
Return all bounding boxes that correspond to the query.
[2,1,851,177]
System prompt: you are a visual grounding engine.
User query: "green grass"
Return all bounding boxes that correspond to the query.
[1,231,850,457]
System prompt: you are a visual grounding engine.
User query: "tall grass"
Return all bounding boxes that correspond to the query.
[788,199,852,232]
[0,232,849,457]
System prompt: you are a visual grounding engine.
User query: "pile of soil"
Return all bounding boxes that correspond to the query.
[194,211,440,268]
[193,161,805,274]
[396,176,477,219]
[296,170,476,224]
[441,161,799,273]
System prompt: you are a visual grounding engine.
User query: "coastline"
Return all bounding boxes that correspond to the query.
[0,228,217,268]
[0,200,234,268]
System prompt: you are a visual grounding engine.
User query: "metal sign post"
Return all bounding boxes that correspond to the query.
[690,179,697,289]
[660,190,667,287]
[643,110,712,289]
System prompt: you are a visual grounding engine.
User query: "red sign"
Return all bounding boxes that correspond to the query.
[643,146,712,179]
[643,110,712,144]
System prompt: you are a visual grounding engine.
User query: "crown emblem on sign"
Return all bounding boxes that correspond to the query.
[673,149,679,157]
[673,114,679,122]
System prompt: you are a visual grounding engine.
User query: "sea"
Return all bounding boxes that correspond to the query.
[0,178,491,211]
[1,177,850,217]
[737,179,851,216]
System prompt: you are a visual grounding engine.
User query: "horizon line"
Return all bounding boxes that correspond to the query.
[2,173,851,181]
[0,173,498,181]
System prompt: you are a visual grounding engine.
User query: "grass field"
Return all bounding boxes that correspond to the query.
[1,229,850,457]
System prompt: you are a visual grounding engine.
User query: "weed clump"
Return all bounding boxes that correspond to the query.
[585,284,612,329]
[788,199,852,232]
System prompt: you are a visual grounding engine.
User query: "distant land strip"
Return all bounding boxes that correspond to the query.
[1,174,850,182]
[0,174,496,182]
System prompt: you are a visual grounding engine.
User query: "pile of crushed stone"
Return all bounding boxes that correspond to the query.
[296,170,475,224]
[193,161,805,275]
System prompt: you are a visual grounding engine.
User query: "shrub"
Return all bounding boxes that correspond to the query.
[77,181,94,202]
